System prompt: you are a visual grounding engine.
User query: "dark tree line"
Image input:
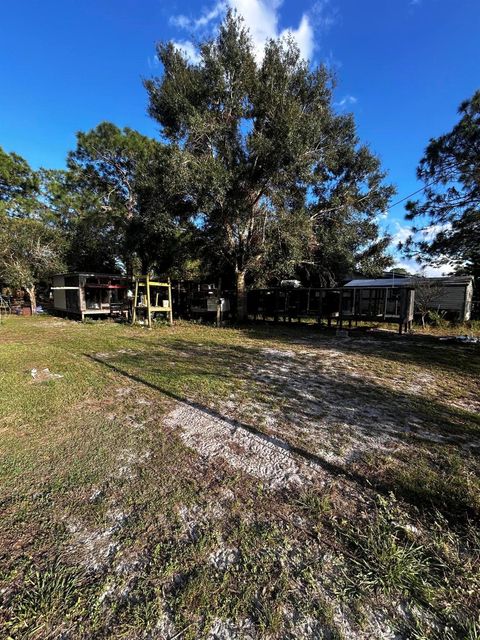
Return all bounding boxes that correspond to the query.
[1,13,475,316]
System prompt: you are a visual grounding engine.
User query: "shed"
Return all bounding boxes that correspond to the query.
[345,276,474,321]
[52,273,129,320]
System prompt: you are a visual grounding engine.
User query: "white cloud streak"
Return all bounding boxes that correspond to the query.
[391,221,412,246]
[279,13,315,63]
[335,94,357,109]
[169,0,332,64]
[170,1,227,31]
[393,258,454,277]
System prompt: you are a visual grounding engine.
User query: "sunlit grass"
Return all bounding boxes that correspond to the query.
[0,315,479,638]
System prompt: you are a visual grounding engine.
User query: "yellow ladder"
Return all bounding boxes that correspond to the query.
[132,275,173,328]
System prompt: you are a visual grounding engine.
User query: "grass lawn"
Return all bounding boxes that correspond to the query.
[0,315,479,639]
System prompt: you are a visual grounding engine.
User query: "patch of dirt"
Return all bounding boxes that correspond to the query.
[30,367,64,383]
[117,348,139,356]
[115,449,151,479]
[164,403,317,489]
[404,371,437,395]
[260,347,296,359]
[208,546,239,571]
[65,510,127,573]
[65,406,152,572]
[176,489,236,541]
[207,618,256,640]
[242,349,403,465]
[161,339,479,494]
[282,609,337,639]
[115,386,133,397]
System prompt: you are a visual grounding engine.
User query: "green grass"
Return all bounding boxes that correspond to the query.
[0,315,479,638]
[6,561,89,639]
[378,449,480,519]
[337,496,437,600]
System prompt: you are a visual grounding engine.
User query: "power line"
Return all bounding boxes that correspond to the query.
[311,181,433,220]
[385,182,433,211]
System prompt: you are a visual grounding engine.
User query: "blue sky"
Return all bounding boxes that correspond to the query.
[1,0,479,272]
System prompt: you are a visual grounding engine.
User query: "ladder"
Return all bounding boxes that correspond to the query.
[132,275,173,328]
[0,294,11,323]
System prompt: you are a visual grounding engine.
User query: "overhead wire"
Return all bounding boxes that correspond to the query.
[384,181,434,212]
[312,180,434,219]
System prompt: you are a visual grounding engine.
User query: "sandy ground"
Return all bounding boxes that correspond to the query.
[164,403,318,489]
[57,335,477,639]
[161,336,480,492]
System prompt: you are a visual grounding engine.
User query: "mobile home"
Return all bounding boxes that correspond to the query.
[52,273,129,320]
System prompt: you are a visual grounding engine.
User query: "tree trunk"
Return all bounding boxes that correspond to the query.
[236,270,247,322]
[26,285,37,314]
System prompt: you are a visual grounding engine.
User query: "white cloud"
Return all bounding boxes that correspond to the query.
[335,94,357,109]
[169,14,191,29]
[389,221,455,276]
[420,222,451,241]
[171,40,202,64]
[391,221,452,248]
[147,54,160,69]
[393,258,454,277]
[279,14,315,62]
[391,221,412,246]
[169,0,331,63]
[422,263,454,276]
[229,0,281,59]
[170,1,227,31]
[373,209,388,224]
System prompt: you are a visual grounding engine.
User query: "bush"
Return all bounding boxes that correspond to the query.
[428,310,448,328]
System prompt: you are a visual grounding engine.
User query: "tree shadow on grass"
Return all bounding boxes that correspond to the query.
[119,336,480,442]
[234,323,480,379]
[86,345,480,521]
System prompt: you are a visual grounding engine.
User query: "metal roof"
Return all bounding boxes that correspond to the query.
[53,272,127,279]
[345,276,473,288]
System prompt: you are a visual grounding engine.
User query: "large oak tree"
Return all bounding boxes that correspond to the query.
[145,12,394,318]
[0,215,65,311]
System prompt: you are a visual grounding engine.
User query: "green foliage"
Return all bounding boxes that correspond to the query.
[0,215,65,303]
[8,562,85,637]
[309,207,392,285]
[1,16,396,293]
[64,122,159,272]
[67,122,158,219]
[58,122,194,275]
[0,146,39,217]
[404,89,480,278]
[386,449,480,519]
[428,309,448,328]
[145,12,394,313]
